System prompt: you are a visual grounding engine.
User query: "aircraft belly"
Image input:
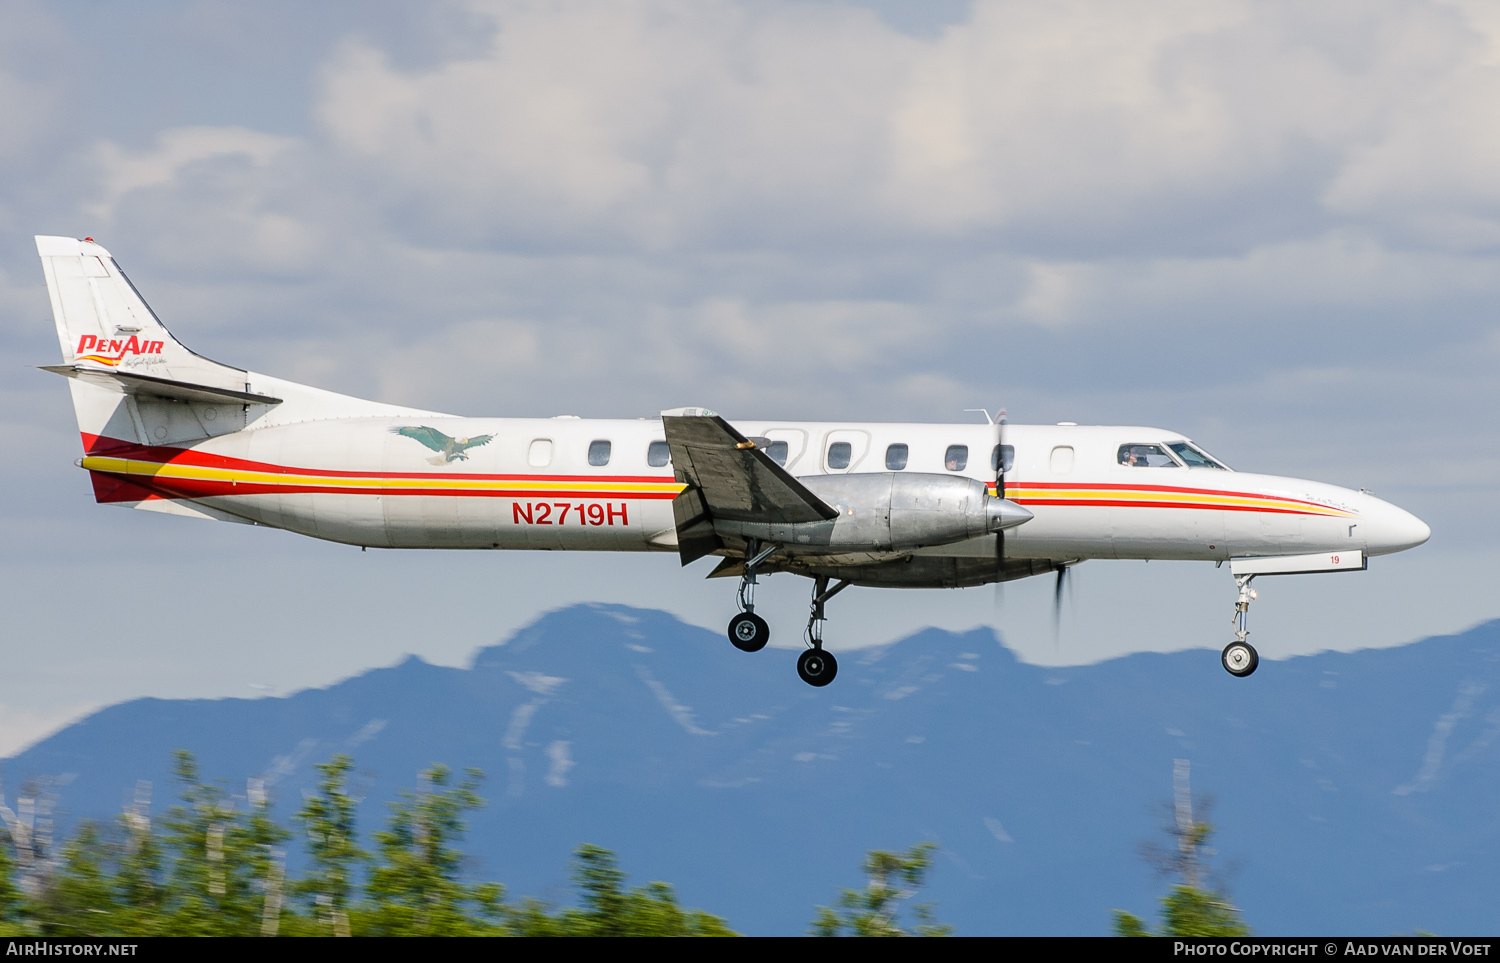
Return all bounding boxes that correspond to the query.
[311,493,390,545]
[1005,505,1118,559]
[1109,506,1226,560]
[508,498,665,551]
[1224,510,1304,556]
[383,494,481,548]
[372,494,672,551]
[1299,514,1358,554]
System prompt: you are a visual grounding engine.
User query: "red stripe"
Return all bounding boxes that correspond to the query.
[79,433,678,484]
[109,477,679,501]
[1017,498,1313,515]
[994,480,1343,514]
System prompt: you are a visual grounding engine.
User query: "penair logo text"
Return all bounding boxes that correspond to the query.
[75,334,164,368]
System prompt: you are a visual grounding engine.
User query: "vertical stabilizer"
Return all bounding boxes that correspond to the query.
[35,235,268,458]
[36,235,249,394]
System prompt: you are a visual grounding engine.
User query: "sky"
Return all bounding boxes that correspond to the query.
[2,0,1500,755]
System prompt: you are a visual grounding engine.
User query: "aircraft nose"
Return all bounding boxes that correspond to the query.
[1363,498,1431,556]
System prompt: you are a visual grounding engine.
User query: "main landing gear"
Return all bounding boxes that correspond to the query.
[722,543,850,688]
[1222,574,1259,677]
[725,541,777,652]
[798,575,850,687]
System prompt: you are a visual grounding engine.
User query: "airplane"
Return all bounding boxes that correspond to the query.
[34,235,1431,687]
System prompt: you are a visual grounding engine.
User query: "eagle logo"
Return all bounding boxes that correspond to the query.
[391,426,495,465]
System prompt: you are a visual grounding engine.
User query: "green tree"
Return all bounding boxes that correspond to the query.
[361,765,505,936]
[112,797,166,936]
[29,783,164,936]
[33,822,114,935]
[516,844,734,937]
[157,750,291,935]
[1112,787,1249,937]
[293,756,366,936]
[0,826,31,935]
[812,843,951,937]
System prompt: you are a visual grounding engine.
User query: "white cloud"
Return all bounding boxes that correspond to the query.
[8,0,1500,721]
[93,126,296,217]
[0,703,97,758]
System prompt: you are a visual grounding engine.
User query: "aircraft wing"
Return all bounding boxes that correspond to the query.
[662,408,837,564]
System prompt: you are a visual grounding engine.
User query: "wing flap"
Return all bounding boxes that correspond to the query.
[663,412,836,529]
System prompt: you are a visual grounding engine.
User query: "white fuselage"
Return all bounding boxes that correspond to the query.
[82,410,1431,564]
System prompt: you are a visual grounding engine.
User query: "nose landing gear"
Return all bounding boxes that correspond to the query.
[1222,574,1259,677]
[800,575,850,687]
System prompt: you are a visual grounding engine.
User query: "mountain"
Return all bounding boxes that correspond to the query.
[6,603,1500,936]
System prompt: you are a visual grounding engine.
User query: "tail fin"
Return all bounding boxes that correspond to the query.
[36,235,254,397]
[37,235,445,486]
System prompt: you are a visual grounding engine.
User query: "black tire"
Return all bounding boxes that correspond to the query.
[797,648,838,687]
[1221,641,1258,677]
[728,612,770,652]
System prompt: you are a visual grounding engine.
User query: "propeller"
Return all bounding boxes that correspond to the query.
[1052,563,1076,639]
[993,408,1008,579]
[989,408,1008,617]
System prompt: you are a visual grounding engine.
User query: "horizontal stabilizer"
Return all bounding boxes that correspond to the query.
[40,365,282,406]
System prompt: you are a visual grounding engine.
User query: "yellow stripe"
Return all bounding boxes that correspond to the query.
[1006,486,1354,517]
[82,457,685,495]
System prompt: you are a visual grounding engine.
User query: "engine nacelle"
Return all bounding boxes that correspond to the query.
[714,472,1032,555]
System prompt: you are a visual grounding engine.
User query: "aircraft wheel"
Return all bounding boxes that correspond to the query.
[1221,641,1258,678]
[728,613,770,652]
[797,649,838,687]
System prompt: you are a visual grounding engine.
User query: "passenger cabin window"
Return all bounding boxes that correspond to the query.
[767,440,789,466]
[944,445,968,472]
[1167,441,1227,469]
[885,443,909,470]
[827,441,852,470]
[1118,444,1178,468]
[647,440,671,468]
[527,439,553,467]
[588,440,612,466]
[991,444,1015,474]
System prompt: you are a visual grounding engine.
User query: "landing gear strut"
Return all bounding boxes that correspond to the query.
[799,575,850,687]
[726,540,777,652]
[1222,574,1259,677]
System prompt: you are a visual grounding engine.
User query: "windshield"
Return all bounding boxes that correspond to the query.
[1167,441,1228,469]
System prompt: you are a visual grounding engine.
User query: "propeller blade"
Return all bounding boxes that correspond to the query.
[1052,565,1068,628]
[994,408,1008,573]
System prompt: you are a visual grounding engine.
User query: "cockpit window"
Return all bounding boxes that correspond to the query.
[1118,444,1178,468]
[1167,441,1228,469]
